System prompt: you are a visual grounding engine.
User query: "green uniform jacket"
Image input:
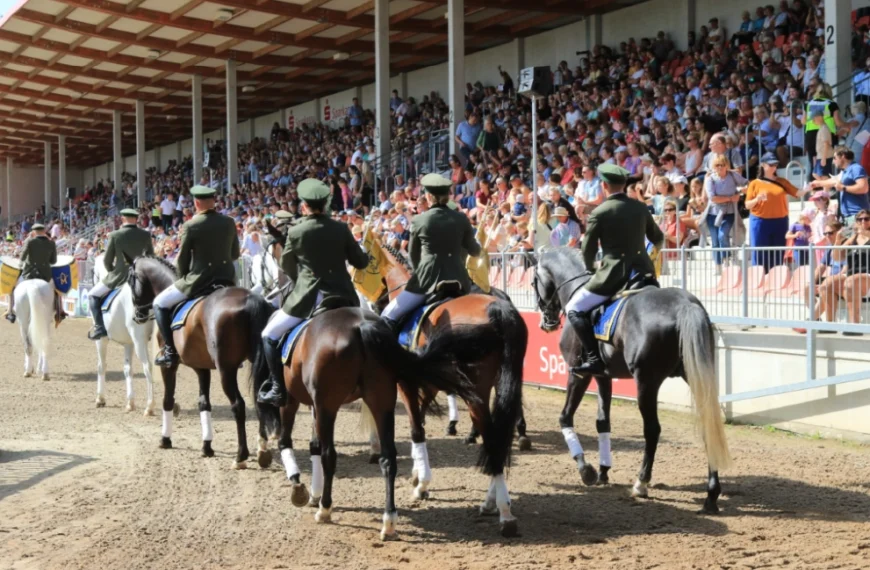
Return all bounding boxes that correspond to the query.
[20,236,57,281]
[103,224,154,289]
[175,210,240,296]
[581,193,664,297]
[406,204,481,296]
[281,214,369,318]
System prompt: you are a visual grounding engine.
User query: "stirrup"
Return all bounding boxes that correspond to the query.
[571,359,607,377]
[88,327,108,341]
[5,312,16,324]
[257,380,287,407]
[155,346,179,368]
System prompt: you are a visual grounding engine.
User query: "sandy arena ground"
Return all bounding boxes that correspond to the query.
[1,318,869,570]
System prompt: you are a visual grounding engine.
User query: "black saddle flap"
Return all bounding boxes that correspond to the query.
[199,279,235,297]
[626,272,659,291]
[312,295,357,317]
[425,280,463,305]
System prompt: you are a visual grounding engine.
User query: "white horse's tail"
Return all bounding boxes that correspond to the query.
[678,302,732,472]
[358,401,377,439]
[26,283,53,355]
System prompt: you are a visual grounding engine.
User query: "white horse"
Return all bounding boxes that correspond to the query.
[12,279,54,380]
[92,254,156,415]
[249,241,286,309]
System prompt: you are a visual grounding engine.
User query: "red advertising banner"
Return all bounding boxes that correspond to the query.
[519,311,638,400]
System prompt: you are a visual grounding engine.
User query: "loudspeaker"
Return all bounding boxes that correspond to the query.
[517,66,552,98]
[66,187,76,199]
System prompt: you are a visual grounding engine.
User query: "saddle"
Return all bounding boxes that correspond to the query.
[311,295,357,317]
[282,296,357,364]
[101,288,122,313]
[424,280,464,305]
[170,281,234,330]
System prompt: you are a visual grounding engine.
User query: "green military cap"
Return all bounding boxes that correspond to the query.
[120,208,139,217]
[297,178,331,202]
[597,163,630,185]
[421,173,453,196]
[190,185,216,199]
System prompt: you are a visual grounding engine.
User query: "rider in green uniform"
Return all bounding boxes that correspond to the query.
[152,185,240,368]
[380,173,482,331]
[566,164,664,376]
[257,178,369,407]
[87,208,154,340]
[5,223,57,324]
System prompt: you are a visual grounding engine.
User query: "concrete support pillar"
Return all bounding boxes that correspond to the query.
[44,140,51,214]
[136,100,146,205]
[226,60,238,192]
[249,118,255,143]
[447,0,464,156]
[592,14,602,49]
[192,74,203,185]
[514,38,525,78]
[58,134,66,211]
[374,0,390,162]
[6,156,12,221]
[154,145,161,174]
[824,0,852,109]
[355,86,363,108]
[113,110,122,196]
[280,107,287,130]
[315,97,322,124]
[687,0,696,45]
[400,72,408,100]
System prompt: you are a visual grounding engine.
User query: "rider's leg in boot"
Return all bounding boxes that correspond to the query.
[567,310,606,376]
[257,337,287,407]
[154,306,179,368]
[4,283,16,323]
[87,295,108,340]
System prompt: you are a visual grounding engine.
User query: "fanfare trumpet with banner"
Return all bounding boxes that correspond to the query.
[352,227,394,303]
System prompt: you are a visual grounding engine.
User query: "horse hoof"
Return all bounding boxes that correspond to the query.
[314,508,331,524]
[290,483,310,508]
[380,529,399,541]
[143,407,155,417]
[368,453,380,464]
[517,436,532,451]
[41,374,50,382]
[95,398,106,408]
[172,403,180,418]
[412,487,430,501]
[159,437,172,449]
[463,436,477,445]
[597,474,610,486]
[125,401,135,413]
[23,372,32,378]
[701,501,720,515]
[202,442,214,458]
[479,503,498,517]
[446,421,458,436]
[232,460,247,470]
[500,519,519,538]
[307,495,321,508]
[257,449,273,469]
[579,464,599,487]
[631,482,649,499]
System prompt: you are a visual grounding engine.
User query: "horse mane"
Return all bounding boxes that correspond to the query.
[540,246,586,273]
[382,242,412,271]
[139,252,178,277]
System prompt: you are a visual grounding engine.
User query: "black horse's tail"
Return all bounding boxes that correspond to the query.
[358,319,485,417]
[477,300,528,476]
[245,293,279,436]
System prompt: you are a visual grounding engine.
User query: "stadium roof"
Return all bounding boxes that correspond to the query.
[0,0,638,168]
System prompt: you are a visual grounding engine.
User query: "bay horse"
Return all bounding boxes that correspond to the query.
[254,308,482,541]
[125,254,274,469]
[372,242,529,537]
[92,254,156,415]
[533,247,731,513]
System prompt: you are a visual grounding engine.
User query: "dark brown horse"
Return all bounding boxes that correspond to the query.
[125,254,274,469]
[254,308,482,540]
[373,243,529,537]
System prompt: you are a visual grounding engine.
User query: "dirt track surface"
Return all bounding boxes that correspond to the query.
[1,318,870,570]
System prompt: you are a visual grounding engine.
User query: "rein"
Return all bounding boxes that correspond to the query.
[533,269,590,327]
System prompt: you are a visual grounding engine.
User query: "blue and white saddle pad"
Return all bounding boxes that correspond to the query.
[101,288,121,313]
[592,296,630,343]
[398,300,449,351]
[280,319,313,364]
[171,297,207,330]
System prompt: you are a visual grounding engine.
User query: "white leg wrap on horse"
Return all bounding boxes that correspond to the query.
[562,427,584,459]
[381,511,398,538]
[480,477,497,513]
[411,442,432,484]
[162,410,173,438]
[200,411,214,442]
[598,432,612,467]
[310,455,324,497]
[493,474,514,522]
[281,448,300,480]
[447,395,459,422]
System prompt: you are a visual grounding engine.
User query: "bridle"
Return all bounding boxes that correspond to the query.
[532,267,588,330]
[127,268,154,324]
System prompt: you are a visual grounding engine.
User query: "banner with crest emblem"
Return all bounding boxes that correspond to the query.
[352,229,393,303]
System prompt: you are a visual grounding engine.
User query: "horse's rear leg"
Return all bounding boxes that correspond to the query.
[313,408,337,524]
[595,378,613,485]
[131,328,155,416]
[279,398,309,507]
[516,410,531,451]
[95,337,108,408]
[398,385,431,500]
[559,372,597,485]
[446,394,459,436]
[195,368,214,458]
[365,394,398,541]
[307,408,324,507]
[468,400,517,537]
[123,344,135,412]
[632,379,662,499]
[159,367,179,449]
[218,365,249,469]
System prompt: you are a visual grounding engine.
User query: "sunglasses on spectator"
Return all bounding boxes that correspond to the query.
[857,217,870,222]
[824,231,835,235]
[664,208,676,212]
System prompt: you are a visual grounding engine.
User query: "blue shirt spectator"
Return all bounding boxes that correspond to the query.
[348,99,363,127]
[839,161,870,218]
[455,116,482,155]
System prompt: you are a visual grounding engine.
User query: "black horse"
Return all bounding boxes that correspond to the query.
[533,247,731,513]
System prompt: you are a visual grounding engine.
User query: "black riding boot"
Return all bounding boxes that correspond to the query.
[154,306,179,368]
[382,316,402,336]
[567,310,606,376]
[4,284,16,323]
[87,296,108,340]
[257,337,287,407]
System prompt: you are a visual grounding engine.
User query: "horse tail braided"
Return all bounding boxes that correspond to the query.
[677,301,732,472]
